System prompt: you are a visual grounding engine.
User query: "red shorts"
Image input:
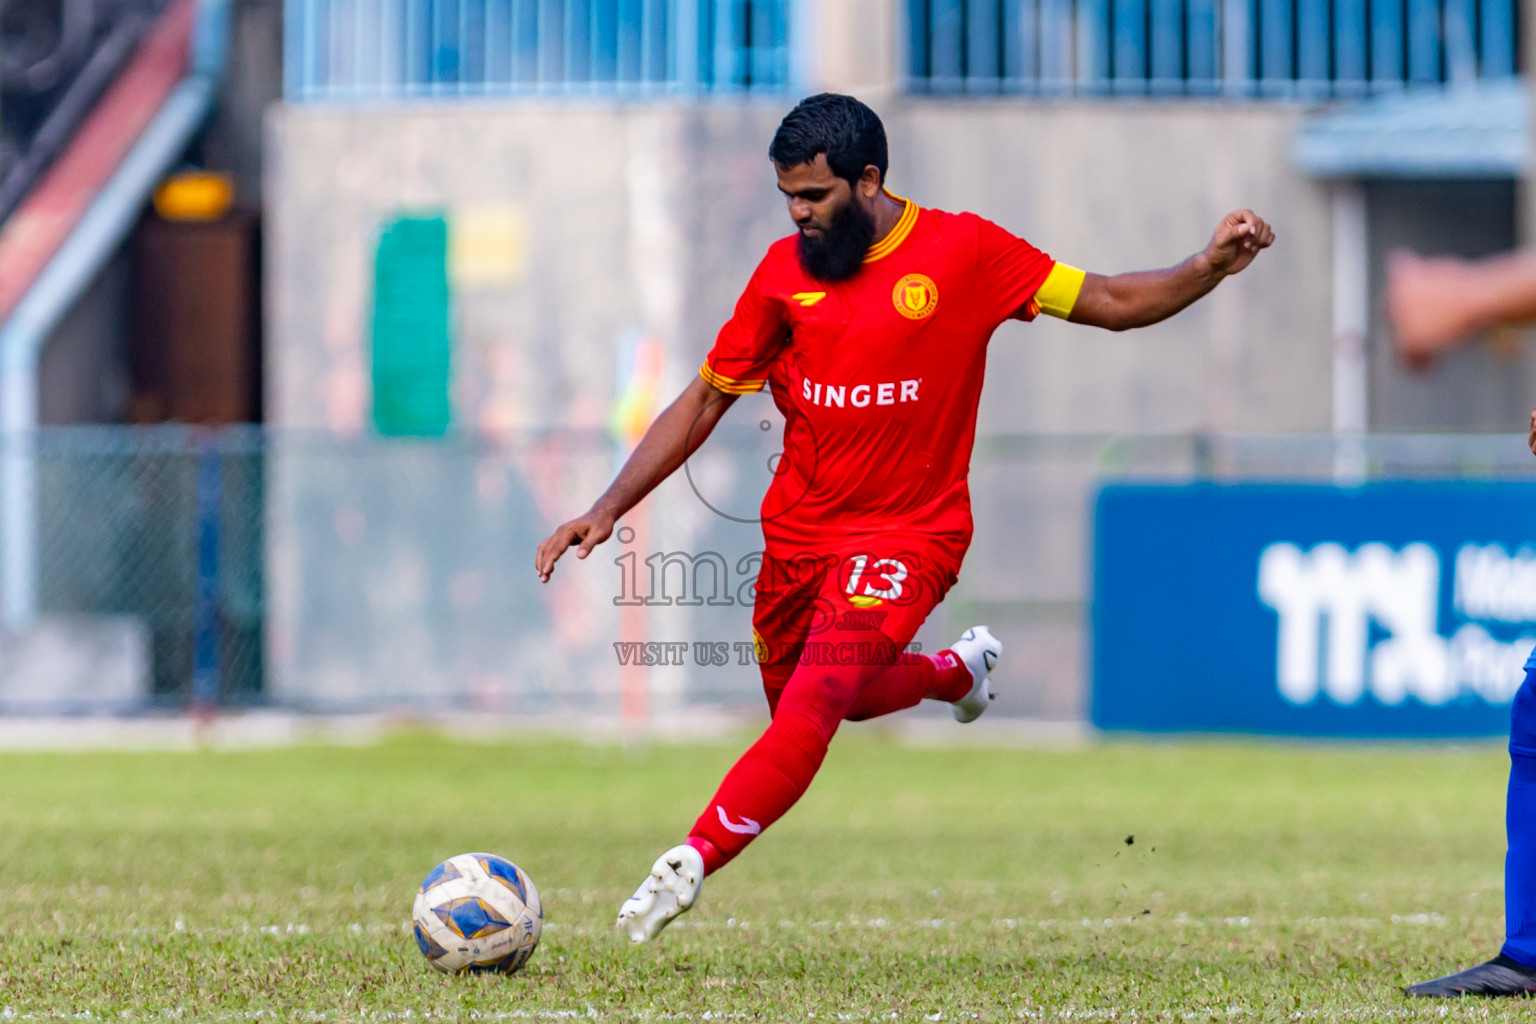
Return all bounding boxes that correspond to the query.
[751,536,961,695]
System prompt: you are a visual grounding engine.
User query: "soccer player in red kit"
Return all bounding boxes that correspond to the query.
[535,93,1274,942]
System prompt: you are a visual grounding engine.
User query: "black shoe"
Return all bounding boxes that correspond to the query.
[1405,954,1536,997]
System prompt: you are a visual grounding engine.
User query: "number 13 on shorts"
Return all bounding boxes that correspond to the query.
[844,554,909,602]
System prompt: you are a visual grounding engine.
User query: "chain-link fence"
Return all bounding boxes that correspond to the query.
[11,426,1536,718]
[33,427,263,709]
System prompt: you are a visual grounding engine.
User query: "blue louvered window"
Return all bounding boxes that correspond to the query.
[907,0,1517,97]
[285,0,789,101]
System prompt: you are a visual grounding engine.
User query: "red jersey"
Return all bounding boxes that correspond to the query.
[701,196,1069,556]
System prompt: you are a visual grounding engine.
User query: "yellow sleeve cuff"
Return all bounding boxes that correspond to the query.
[1034,262,1086,319]
[699,362,767,394]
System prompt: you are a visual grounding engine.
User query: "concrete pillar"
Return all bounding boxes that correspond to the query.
[1521,0,1536,246]
[1331,181,1369,481]
[794,0,901,98]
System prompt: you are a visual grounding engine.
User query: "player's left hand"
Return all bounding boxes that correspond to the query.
[1203,210,1275,277]
[1528,406,1536,458]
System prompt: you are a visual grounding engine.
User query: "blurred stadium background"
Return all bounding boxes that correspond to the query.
[1,0,1534,737]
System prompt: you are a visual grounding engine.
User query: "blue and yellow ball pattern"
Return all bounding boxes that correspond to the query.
[411,853,542,975]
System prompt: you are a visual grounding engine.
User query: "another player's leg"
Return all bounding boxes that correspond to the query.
[1407,665,1536,997]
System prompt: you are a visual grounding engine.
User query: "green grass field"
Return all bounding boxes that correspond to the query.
[0,728,1528,1020]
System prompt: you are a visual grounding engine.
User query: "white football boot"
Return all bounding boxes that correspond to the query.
[948,625,1001,723]
[615,844,705,943]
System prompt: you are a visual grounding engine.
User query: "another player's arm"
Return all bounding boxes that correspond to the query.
[535,375,737,582]
[1065,210,1275,331]
[1389,251,1536,368]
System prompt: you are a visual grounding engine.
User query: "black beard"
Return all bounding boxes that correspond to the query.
[796,198,877,283]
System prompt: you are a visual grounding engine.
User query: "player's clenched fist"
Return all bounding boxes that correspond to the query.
[1387,253,1481,368]
[1386,250,1536,369]
[1528,407,1536,458]
[1202,210,1275,277]
[535,510,615,583]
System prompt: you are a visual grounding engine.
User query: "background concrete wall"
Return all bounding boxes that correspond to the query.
[263,98,1335,718]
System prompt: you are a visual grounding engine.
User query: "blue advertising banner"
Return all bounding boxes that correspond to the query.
[1092,482,1536,737]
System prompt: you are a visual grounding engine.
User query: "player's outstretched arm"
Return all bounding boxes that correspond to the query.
[1389,251,1536,368]
[535,375,737,582]
[1067,210,1274,331]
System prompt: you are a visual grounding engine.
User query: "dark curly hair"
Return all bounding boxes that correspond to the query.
[768,93,888,187]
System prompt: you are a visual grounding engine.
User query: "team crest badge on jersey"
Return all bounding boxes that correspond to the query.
[893,273,938,320]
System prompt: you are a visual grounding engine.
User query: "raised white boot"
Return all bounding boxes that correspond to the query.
[949,625,1001,724]
[615,844,705,943]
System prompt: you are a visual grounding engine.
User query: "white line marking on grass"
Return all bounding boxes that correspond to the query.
[419,913,1482,940]
[0,1010,1479,1023]
[82,911,1485,945]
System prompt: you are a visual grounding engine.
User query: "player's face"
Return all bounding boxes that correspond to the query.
[775,156,854,238]
[776,156,878,283]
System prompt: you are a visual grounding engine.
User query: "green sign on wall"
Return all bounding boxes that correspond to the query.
[371,215,451,437]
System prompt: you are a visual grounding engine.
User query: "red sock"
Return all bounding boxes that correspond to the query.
[927,649,974,702]
[685,835,725,874]
[845,650,970,720]
[688,710,830,870]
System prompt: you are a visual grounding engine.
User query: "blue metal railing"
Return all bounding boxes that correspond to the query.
[284,0,790,101]
[907,0,1517,96]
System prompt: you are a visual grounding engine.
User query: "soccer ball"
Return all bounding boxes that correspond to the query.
[412,853,542,975]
